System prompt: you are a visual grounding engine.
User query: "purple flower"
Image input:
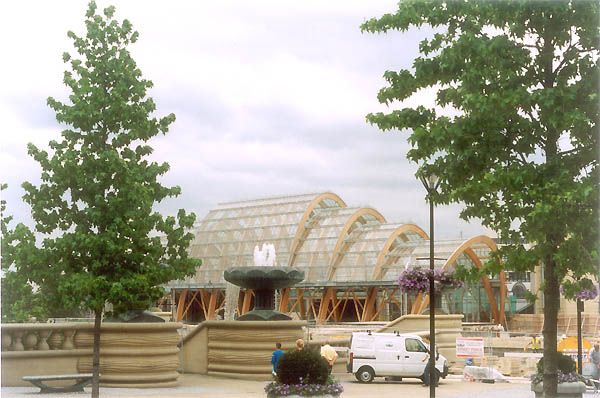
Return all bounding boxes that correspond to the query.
[264,379,343,397]
[575,287,598,301]
[560,282,599,301]
[398,267,463,294]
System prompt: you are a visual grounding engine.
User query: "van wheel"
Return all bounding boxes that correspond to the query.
[355,367,375,383]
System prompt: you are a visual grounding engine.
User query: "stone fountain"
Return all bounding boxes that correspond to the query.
[178,243,306,379]
[223,243,304,321]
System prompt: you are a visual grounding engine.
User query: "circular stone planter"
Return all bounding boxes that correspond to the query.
[531,381,587,398]
[75,322,182,387]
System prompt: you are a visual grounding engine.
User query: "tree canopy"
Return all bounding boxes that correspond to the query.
[362,1,598,395]
[1,184,52,322]
[4,1,200,318]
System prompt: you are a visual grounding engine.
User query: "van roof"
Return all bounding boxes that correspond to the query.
[352,332,424,340]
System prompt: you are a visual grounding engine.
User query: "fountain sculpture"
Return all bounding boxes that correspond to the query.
[223,243,304,321]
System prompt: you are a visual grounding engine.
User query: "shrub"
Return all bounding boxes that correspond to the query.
[536,353,576,375]
[276,349,329,385]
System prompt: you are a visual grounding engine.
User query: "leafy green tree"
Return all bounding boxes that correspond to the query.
[2,184,82,322]
[15,3,200,396]
[362,1,598,395]
[0,184,82,323]
[1,184,48,322]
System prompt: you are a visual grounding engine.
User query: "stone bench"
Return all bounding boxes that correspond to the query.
[22,373,94,393]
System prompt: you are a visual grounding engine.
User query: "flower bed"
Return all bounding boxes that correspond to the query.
[266,348,343,397]
[531,371,586,385]
[530,353,587,398]
[265,378,343,397]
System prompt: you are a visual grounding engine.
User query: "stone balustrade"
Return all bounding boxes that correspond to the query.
[2,323,81,353]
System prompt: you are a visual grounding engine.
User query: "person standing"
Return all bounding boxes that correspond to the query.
[320,341,338,374]
[295,338,305,351]
[271,342,284,376]
[526,335,542,353]
[590,343,600,386]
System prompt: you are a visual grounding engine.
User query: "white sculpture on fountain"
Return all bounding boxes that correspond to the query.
[253,243,276,267]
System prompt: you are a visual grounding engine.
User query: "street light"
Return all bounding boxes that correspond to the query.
[420,172,441,398]
[577,299,583,375]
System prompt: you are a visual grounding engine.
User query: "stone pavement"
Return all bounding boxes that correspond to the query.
[1,373,544,398]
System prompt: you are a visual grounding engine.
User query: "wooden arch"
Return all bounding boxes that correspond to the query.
[326,208,387,280]
[287,192,346,267]
[415,235,507,325]
[371,224,430,281]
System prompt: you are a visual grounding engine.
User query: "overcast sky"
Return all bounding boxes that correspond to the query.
[0,0,495,240]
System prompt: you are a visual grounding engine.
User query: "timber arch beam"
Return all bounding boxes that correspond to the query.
[372,224,430,281]
[417,235,507,325]
[326,208,386,280]
[287,192,346,267]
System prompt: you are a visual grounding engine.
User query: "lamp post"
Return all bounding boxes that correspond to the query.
[420,173,441,398]
[576,298,583,375]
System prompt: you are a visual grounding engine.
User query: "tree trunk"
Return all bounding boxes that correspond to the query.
[542,255,560,398]
[91,309,102,398]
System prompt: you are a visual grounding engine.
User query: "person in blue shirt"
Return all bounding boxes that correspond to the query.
[271,342,285,376]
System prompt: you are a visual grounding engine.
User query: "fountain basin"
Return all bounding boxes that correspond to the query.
[224,267,304,289]
[224,267,304,321]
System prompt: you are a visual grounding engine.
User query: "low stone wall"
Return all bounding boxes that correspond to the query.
[509,313,600,336]
[1,322,182,387]
[179,320,306,380]
[378,314,464,369]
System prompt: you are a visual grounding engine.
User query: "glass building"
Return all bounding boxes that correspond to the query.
[167,192,506,324]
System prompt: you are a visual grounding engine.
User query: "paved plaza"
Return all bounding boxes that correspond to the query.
[2,373,543,398]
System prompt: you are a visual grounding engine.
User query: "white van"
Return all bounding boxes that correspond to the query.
[346,331,448,385]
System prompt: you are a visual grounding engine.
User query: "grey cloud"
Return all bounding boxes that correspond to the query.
[2,0,493,243]
[3,95,56,130]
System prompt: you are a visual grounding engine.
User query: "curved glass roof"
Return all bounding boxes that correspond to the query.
[172,192,497,287]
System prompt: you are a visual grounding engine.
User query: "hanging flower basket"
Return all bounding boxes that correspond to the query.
[560,279,598,301]
[397,267,463,295]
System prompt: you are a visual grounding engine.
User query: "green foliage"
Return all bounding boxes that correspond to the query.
[536,353,576,375]
[1,184,70,322]
[362,0,599,283]
[276,349,330,386]
[363,3,598,394]
[524,290,538,305]
[8,1,200,320]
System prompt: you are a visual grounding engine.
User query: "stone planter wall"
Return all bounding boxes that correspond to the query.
[179,320,306,380]
[1,322,182,387]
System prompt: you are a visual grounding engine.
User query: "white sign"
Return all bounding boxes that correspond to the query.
[456,337,485,358]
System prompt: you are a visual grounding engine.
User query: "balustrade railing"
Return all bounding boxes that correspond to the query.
[1,323,86,352]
